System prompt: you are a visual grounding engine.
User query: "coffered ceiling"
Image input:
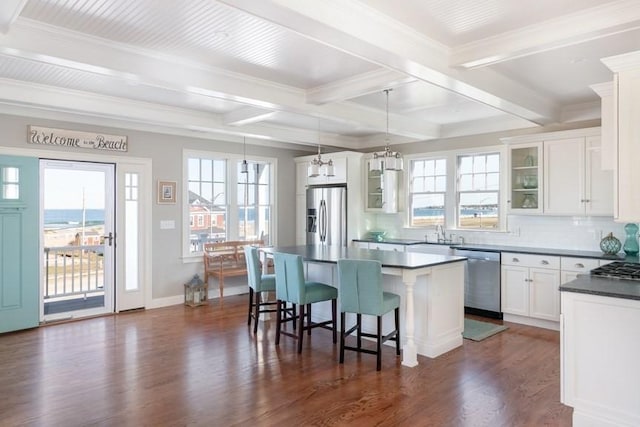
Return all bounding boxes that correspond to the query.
[1,0,639,152]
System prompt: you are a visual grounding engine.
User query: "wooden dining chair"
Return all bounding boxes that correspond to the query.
[244,246,277,333]
[273,252,337,353]
[337,259,400,371]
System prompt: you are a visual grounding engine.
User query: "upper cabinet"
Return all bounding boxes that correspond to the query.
[508,143,542,213]
[502,128,612,217]
[601,51,640,223]
[543,136,612,216]
[364,158,398,213]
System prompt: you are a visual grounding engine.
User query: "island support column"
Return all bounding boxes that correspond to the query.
[401,270,418,367]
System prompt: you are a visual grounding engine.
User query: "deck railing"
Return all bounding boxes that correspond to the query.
[43,245,105,300]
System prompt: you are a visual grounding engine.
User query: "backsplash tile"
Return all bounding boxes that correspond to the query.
[367,213,632,253]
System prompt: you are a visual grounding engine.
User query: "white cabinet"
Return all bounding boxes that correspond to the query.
[507,143,542,213]
[353,241,370,249]
[502,127,612,217]
[501,253,560,325]
[601,52,640,222]
[364,158,398,213]
[560,257,600,284]
[543,136,613,216]
[369,242,405,252]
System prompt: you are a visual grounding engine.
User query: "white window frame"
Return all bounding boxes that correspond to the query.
[404,146,507,232]
[408,157,447,227]
[182,149,277,260]
[456,151,501,230]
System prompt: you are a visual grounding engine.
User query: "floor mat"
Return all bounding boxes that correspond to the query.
[463,318,508,341]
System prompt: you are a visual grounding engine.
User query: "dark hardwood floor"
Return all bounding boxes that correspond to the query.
[0,296,572,426]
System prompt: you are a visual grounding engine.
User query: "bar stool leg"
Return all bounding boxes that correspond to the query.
[298,304,305,353]
[377,315,382,371]
[395,307,401,355]
[339,312,346,364]
[247,288,254,326]
[275,300,282,346]
[331,299,337,343]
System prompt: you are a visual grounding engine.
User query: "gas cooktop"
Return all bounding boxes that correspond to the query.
[590,262,640,281]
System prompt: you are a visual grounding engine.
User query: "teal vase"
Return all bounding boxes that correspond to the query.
[623,223,639,256]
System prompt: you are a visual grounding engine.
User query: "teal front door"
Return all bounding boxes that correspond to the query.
[0,155,39,333]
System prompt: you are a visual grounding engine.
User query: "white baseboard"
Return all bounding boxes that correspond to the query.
[148,284,249,309]
[503,313,559,331]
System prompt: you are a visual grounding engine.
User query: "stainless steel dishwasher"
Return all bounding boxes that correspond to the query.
[453,249,502,319]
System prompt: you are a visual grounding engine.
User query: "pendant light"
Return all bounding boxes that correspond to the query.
[307,145,334,177]
[369,89,403,173]
[240,137,248,174]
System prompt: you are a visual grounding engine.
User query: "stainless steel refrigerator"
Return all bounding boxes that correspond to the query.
[306,185,347,246]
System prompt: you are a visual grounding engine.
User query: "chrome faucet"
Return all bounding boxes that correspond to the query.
[436,225,448,243]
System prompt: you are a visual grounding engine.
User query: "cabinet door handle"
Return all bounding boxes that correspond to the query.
[584,199,590,203]
[541,260,549,265]
[575,263,584,268]
[512,257,519,263]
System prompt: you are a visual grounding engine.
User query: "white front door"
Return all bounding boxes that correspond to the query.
[41,160,115,321]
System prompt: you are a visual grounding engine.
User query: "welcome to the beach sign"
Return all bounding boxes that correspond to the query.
[28,126,128,152]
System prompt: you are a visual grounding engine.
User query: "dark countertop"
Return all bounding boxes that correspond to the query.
[451,243,638,262]
[560,274,640,301]
[353,239,640,262]
[262,245,466,270]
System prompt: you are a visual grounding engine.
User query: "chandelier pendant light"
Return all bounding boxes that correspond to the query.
[308,145,334,178]
[369,89,403,173]
[241,137,248,174]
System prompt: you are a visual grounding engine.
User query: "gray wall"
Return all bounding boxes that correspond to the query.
[0,113,307,300]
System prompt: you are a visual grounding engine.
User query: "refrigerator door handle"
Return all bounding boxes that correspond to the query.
[320,199,327,242]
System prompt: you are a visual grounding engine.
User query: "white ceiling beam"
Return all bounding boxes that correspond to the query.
[306,68,416,105]
[0,78,354,148]
[223,107,281,126]
[0,0,27,34]
[451,0,640,69]
[219,0,559,124]
[0,19,435,141]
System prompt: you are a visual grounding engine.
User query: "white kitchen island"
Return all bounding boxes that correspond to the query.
[261,245,466,367]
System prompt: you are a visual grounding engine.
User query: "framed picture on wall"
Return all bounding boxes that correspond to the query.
[157,180,177,204]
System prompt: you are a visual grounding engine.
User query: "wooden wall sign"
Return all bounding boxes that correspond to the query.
[27,126,128,152]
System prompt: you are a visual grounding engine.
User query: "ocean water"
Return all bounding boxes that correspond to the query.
[44,209,105,227]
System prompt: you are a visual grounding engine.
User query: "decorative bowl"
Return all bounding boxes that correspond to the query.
[368,231,386,242]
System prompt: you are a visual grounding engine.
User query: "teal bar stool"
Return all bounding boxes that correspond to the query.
[273,252,337,353]
[244,246,277,333]
[337,259,400,371]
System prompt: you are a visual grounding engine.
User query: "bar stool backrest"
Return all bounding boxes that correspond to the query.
[273,252,306,304]
[337,259,384,316]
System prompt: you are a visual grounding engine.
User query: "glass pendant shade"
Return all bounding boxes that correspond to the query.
[240,159,248,174]
[308,163,320,177]
[369,156,383,172]
[325,161,335,177]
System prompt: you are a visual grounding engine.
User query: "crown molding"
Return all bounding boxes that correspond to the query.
[590,81,614,97]
[601,49,640,72]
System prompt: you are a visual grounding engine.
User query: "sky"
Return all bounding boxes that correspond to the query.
[43,168,106,210]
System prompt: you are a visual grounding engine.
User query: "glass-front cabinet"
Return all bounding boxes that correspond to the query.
[364,159,398,213]
[509,143,542,213]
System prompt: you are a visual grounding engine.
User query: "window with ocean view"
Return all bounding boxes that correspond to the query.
[409,158,446,227]
[457,153,500,229]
